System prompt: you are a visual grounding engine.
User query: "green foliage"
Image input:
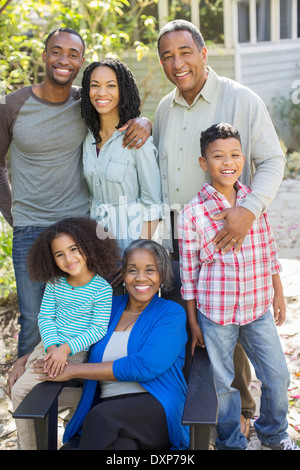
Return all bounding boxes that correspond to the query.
[0,0,224,95]
[169,0,224,43]
[284,149,300,178]
[273,94,300,148]
[199,0,224,44]
[0,216,16,300]
[273,94,300,177]
[0,0,159,92]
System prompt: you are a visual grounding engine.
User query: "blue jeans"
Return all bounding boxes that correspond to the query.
[198,310,290,450]
[12,226,47,357]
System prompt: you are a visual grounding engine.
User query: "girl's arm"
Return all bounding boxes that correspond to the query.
[38,282,60,351]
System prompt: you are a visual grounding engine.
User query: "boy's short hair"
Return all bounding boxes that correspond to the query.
[200,123,242,157]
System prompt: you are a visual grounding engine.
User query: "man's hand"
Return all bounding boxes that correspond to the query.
[119,117,152,149]
[211,206,255,254]
[5,353,30,398]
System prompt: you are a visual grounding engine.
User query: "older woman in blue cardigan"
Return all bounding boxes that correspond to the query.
[34,240,189,450]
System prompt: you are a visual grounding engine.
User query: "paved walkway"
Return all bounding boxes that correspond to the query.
[0,177,299,450]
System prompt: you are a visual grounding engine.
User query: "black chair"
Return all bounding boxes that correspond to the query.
[13,261,218,450]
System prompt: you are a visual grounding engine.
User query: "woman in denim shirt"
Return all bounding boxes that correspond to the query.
[81,59,162,257]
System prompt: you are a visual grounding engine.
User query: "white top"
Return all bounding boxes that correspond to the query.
[83,130,162,253]
[100,331,147,398]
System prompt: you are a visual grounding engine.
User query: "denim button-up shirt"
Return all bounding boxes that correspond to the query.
[83,130,162,252]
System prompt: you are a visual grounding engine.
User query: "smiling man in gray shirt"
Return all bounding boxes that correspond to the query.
[153,20,285,256]
[0,28,151,359]
[0,28,88,358]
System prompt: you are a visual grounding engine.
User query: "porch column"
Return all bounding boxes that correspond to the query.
[158,0,169,29]
[191,0,200,29]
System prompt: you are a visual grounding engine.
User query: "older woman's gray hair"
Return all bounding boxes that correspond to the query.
[122,239,174,292]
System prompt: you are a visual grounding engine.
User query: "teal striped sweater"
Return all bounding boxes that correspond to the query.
[38,275,112,355]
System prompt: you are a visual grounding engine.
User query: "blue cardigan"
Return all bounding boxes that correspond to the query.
[63,294,189,449]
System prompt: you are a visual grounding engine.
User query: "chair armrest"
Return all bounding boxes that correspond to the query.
[13,382,65,419]
[182,347,218,450]
[13,382,66,450]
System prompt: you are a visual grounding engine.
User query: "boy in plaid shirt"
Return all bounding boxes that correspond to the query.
[178,123,297,450]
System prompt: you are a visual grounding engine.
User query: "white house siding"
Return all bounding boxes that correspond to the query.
[239,43,300,106]
[239,42,300,146]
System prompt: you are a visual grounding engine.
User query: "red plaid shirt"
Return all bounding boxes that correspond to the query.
[178,182,281,325]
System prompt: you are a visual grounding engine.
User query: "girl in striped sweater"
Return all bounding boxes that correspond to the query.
[11,217,120,449]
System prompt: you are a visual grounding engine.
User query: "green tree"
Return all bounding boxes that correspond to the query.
[169,0,224,43]
[0,0,158,93]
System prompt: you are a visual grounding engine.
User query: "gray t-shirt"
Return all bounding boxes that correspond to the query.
[0,86,89,226]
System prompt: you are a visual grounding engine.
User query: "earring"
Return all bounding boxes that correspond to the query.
[122,282,126,295]
[158,283,163,297]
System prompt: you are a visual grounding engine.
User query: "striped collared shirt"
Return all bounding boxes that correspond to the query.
[178,181,281,325]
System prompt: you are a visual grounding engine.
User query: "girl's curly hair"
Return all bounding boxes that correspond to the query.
[81,58,141,144]
[27,217,121,283]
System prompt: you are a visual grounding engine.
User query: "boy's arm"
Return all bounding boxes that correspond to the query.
[272,273,286,326]
[186,299,205,355]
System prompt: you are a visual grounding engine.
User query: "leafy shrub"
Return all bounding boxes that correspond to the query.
[0,217,16,300]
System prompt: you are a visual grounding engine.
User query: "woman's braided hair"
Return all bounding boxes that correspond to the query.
[81,58,141,144]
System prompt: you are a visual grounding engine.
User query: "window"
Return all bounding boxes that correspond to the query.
[256,0,271,41]
[237,0,299,43]
[238,0,250,43]
[298,0,300,36]
[280,0,292,38]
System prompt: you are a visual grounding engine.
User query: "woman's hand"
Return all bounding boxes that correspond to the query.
[33,358,115,382]
[119,117,152,149]
[32,359,74,382]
